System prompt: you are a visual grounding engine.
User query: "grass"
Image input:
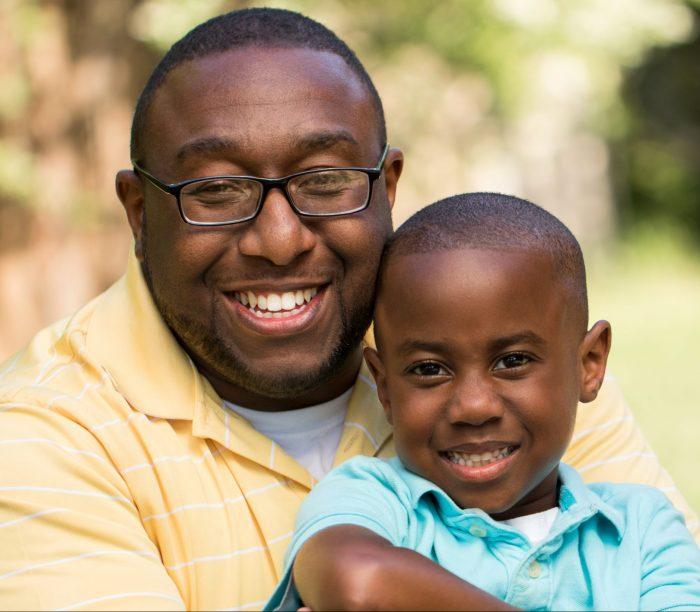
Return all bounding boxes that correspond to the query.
[588,224,700,514]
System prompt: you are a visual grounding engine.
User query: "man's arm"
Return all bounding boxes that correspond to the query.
[564,375,699,541]
[293,525,515,611]
[0,403,184,611]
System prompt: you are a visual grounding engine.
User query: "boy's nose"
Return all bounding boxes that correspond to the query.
[445,377,504,427]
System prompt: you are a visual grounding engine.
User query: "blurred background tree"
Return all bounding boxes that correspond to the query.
[1,0,698,512]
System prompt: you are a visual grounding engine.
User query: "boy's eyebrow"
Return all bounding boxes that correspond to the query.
[395,332,546,357]
[396,339,450,356]
[489,331,546,352]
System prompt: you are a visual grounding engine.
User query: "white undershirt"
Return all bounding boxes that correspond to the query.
[499,506,559,545]
[223,388,351,481]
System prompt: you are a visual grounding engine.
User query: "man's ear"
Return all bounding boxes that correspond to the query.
[382,147,404,211]
[363,346,393,425]
[116,169,146,261]
[579,320,612,403]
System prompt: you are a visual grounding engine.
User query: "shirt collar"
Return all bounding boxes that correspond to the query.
[556,462,626,538]
[86,250,203,420]
[391,458,625,539]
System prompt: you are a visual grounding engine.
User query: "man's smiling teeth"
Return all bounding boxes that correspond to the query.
[444,446,514,467]
[234,288,318,318]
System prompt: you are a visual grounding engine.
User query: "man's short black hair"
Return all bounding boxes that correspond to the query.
[130,7,386,163]
[380,192,589,329]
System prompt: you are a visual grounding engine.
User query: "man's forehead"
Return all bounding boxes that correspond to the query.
[142,46,377,166]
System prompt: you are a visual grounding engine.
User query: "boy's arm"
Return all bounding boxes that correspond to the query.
[293,525,516,611]
[564,376,699,541]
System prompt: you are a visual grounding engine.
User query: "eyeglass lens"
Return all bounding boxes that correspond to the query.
[180,170,371,223]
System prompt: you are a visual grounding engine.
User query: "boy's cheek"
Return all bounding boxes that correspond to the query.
[393,409,437,454]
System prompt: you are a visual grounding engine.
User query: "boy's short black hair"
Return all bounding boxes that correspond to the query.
[131,7,387,163]
[380,192,588,329]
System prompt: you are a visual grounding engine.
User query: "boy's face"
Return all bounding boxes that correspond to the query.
[366,248,610,519]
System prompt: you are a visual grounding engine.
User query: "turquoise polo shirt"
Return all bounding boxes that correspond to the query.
[266,457,700,611]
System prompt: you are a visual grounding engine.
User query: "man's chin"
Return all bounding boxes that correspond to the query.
[160,308,367,404]
[224,366,335,400]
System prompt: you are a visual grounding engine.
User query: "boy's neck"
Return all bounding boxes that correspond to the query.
[488,468,561,521]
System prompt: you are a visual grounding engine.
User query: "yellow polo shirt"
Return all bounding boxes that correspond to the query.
[0,253,696,611]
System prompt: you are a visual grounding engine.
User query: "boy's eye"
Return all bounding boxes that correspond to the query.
[493,353,531,370]
[406,361,449,377]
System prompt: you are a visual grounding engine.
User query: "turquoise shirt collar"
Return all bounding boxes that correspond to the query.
[390,459,625,542]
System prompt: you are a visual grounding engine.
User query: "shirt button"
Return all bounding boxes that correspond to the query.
[468,525,487,538]
[528,560,542,578]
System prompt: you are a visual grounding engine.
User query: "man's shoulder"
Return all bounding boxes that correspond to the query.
[1,294,96,384]
[0,286,130,430]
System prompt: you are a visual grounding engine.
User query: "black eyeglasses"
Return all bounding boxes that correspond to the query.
[132,144,389,226]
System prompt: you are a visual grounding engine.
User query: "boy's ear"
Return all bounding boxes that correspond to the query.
[363,346,393,425]
[578,320,612,403]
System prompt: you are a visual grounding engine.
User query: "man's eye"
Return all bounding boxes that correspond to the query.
[493,353,531,370]
[407,362,449,377]
[189,180,254,201]
[193,181,237,193]
[297,171,351,194]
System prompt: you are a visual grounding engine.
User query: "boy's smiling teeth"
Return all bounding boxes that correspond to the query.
[233,287,318,318]
[444,446,515,468]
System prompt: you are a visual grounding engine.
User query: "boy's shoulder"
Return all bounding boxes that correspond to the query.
[560,463,687,540]
[306,455,438,520]
[587,478,677,520]
[318,455,412,497]
[588,479,671,506]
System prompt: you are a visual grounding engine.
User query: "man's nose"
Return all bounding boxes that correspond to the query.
[446,377,504,427]
[237,188,317,265]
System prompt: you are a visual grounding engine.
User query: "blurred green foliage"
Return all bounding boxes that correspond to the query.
[619,4,700,239]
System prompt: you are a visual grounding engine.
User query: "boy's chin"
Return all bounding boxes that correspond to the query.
[451,491,521,515]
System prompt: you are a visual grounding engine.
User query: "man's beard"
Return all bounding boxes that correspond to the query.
[140,227,374,400]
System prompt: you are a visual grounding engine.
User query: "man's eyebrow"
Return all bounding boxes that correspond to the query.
[175,136,239,163]
[291,130,359,154]
[174,131,359,164]
[489,331,546,352]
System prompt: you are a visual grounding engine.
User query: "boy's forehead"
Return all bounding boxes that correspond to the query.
[381,247,557,296]
[376,247,580,344]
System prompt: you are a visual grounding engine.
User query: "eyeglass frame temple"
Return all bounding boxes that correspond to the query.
[131,143,390,226]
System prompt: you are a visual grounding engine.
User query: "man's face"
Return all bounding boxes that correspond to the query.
[367,248,606,519]
[117,47,402,409]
